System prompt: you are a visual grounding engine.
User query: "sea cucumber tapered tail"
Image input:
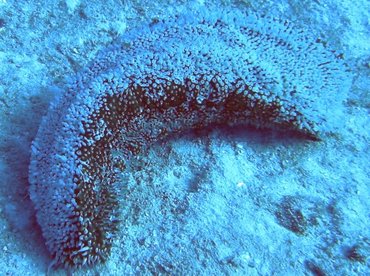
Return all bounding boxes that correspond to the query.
[29,8,348,268]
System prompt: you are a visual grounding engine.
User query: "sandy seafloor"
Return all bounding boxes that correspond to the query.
[0,0,369,275]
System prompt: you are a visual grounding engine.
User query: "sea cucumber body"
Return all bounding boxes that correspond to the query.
[29,8,347,268]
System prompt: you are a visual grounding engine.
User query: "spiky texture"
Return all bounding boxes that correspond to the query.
[29,7,349,268]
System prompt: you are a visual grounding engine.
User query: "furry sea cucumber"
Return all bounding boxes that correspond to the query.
[29,8,349,268]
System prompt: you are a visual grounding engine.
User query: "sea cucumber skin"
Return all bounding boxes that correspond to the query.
[29,8,348,268]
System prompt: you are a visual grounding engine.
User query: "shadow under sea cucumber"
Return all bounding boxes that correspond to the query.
[29,7,349,269]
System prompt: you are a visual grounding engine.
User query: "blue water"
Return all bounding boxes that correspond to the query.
[0,1,368,275]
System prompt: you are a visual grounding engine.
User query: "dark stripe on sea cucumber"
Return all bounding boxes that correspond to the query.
[29,8,349,268]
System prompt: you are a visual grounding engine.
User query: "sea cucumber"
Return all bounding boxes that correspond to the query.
[29,8,349,268]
